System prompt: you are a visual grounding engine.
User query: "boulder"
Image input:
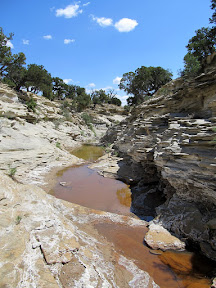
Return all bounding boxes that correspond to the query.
[145,222,185,251]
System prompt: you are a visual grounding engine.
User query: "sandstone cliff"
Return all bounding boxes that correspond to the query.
[102,54,216,261]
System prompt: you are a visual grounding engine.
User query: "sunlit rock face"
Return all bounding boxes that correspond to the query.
[0,172,159,288]
[0,83,127,185]
[102,54,216,261]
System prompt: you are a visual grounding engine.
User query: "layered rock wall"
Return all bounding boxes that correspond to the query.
[103,55,216,260]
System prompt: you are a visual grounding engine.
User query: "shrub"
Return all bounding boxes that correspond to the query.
[89,123,97,136]
[26,97,37,112]
[81,113,93,126]
[180,53,201,78]
[15,215,22,225]
[8,166,17,178]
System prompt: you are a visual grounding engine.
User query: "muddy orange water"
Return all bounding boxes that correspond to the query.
[50,164,132,215]
[49,145,213,288]
[95,223,213,288]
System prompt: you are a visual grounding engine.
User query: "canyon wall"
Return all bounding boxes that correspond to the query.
[103,54,216,261]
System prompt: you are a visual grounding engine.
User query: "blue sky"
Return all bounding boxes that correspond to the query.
[0,0,213,105]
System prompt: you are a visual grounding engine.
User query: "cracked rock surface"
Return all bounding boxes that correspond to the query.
[102,54,216,261]
[0,172,159,288]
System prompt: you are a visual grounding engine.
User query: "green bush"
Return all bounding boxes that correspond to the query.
[8,166,17,177]
[81,113,93,126]
[26,97,37,112]
[15,215,22,225]
[180,53,201,78]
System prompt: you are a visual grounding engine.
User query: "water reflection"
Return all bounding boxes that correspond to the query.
[50,165,132,216]
[116,187,131,207]
[71,144,104,162]
[95,223,212,288]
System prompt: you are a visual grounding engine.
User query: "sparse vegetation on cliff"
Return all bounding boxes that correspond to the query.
[8,165,17,178]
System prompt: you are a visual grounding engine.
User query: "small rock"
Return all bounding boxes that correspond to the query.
[144,223,185,251]
[60,182,67,186]
[207,218,216,230]
[212,277,216,288]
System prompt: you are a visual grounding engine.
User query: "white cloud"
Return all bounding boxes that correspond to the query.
[83,2,90,6]
[101,86,113,91]
[43,35,52,40]
[92,15,113,27]
[64,39,75,44]
[22,39,29,45]
[6,40,14,49]
[63,79,73,84]
[87,83,96,88]
[114,18,138,32]
[113,76,122,85]
[56,4,83,18]
[85,83,96,94]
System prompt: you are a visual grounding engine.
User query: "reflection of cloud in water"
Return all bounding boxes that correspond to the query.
[116,186,131,207]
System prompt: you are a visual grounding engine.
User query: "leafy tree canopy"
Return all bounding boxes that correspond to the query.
[52,77,67,100]
[186,27,216,63]
[25,64,52,95]
[181,53,201,78]
[0,27,14,78]
[76,92,91,112]
[91,89,108,105]
[4,52,26,90]
[181,2,216,78]
[90,89,122,106]
[119,66,172,106]
[210,0,216,24]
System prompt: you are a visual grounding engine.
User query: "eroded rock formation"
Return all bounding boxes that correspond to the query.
[102,55,216,261]
[0,83,126,185]
[0,172,158,288]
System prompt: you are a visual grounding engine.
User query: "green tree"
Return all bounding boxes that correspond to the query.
[91,89,109,105]
[210,0,216,24]
[107,89,121,106]
[52,77,67,100]
[109,97,121,106]
[0,27,13,78]
[65,84,76,99]
[90,90,100,105]
[180,53,201,78]
[119,72,135,97]
[119,66,172,106]
[76,92,91,112]
[4,52,26,90]
[186,27,216,64]
[25,64,52,96]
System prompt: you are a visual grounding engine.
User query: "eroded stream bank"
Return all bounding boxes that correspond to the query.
[46,145,215,288]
